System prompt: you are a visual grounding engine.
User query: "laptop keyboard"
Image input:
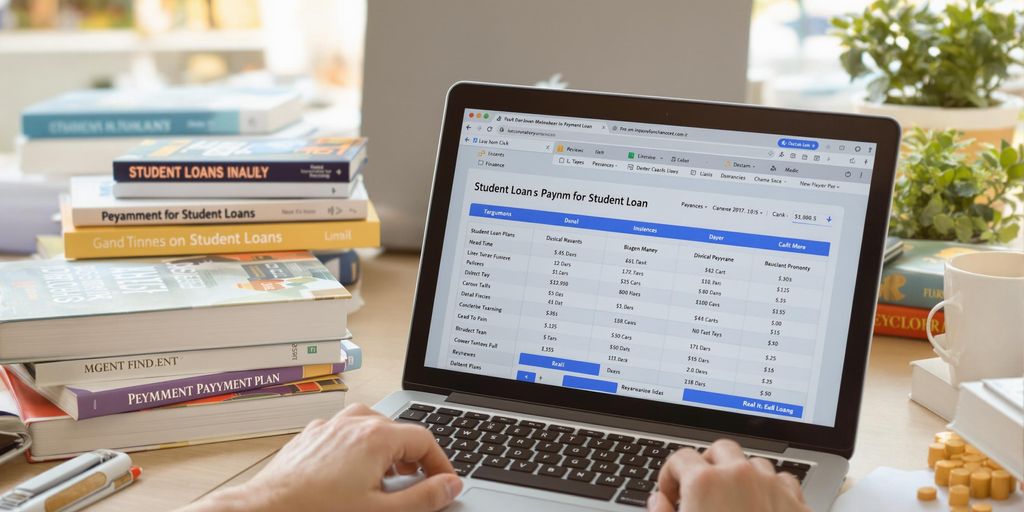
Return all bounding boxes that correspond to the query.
[396,403,813,507]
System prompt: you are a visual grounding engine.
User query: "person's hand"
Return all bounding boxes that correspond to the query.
[648,439,809,512]
[180,403,462,512]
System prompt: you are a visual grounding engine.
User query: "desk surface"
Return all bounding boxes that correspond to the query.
[0,252,945,510]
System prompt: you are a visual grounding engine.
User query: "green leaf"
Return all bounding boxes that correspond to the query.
[1001,146,1019,168]
[1008,163,1024,181]
[996,223,1020,244]
[954,216,975,242]
[933,213,955,235]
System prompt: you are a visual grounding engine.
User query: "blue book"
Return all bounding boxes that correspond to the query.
[341,339,362,371]
[21,87,303,139]
[113,136,367,183]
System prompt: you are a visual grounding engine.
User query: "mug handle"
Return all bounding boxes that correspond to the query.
[927,298,960,366]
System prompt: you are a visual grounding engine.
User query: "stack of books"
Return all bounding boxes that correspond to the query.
[0,252,360,461]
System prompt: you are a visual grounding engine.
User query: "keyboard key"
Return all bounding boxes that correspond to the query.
[562,457,590,469]
[479,444,506,456]
[559,434,587,446]
[435,436,453,448]
[565,446,592,458]
[454,429,482,440]
[471,466,616,501]
[452,461,474,476]
[620,455,649,467]
[648,458,664,470]
[455,452,483,464]
[596,474,625,487]
[615,443,643,455]
[464,411,490,421]
[667,442,695,451]
[480,422,507,433]
[547,424,575,433]
[535,441,563,453]
[481,433,509,445]
[483,456,511,468]
[452,417,480,429]
[643,446,670,458]
[425,413,454,425]
[607,434,636,443]
[620,466,648,479]
[615,489,650,507]
[506,448,533,460]
[567,469,597,483]
[592,461,620,474]
[519,420,546,429]
[578,429,605,438]
[780,461,811,472]
[508,426,534,438]
[428,425,456,437]
[408,403,436,412]
[452,440,480,452]
[593,449,618,462]
[539,465,568,478]
[535,452,562,465]
[588,438,615,450]
[626,479,655,492]
[398,409,428,421]
[444,448,455,459]
[509,438,536,449]
[491,416,517,424]
[510,460,538,473]
[437,407,464,417]
[636,438,665,447]
[531,430,560,442]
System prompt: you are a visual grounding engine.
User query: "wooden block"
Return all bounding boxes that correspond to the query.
[945,439,966,457]
[963,462,981,472]
[970,470,991,499]
[929,443,948,468]
[917,486,937,501]
[970,503,992,512]
[964,444,981,456]
[961,454,985,464]
[986,459,1003,471]
[950,507,969,512]
[990,470,1011,500]
[949,468,971,486]
[935,460,957,487]
[948,484,969,506]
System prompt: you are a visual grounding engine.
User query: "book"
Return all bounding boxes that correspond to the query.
[909,357,957,421]
[7,361,347,419]
[113,136,367,183]
[949,379,1024,480]
[878,239,1007,309]
[111,179,361,199]
[26,336,359,386]
[61,200,381,259]
[35,235,64,259]
[70,175,369,226]
[21,87,303,139]
[0,251,350,362]
[0,368,346,461]
[0,171,66,254]
[883,236,904,264]
[873,303,945,340]
[15,122,318,175]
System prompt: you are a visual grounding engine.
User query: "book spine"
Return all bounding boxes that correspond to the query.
[21,112,244,139]
[72,363,345,419]
[63,211,380,259]
[31,341,343,386]
[113,160,358,183]
[110,181,356,199]
[878,267,944,310]
[72,199,369,227]
[873,303,945,340]
[341,340,362,371]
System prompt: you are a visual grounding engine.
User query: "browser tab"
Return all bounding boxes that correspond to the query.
[777,138,819,150]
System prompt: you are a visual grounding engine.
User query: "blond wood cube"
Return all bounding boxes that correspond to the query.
[990,470,1012,500]
[935,460,958,487]
[970,470,991,499]
[918,486,937,501]
[949,484,970,506]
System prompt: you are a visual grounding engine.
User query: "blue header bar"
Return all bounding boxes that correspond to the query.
[518,353,601,376]
[777,138,819,150]
[469,203,830,256]
[562,375,618,393]
[683,389,804,418]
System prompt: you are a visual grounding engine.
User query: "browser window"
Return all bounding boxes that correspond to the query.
[424,109,878,427]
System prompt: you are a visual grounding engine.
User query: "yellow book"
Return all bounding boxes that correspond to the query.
[62,200,380,259]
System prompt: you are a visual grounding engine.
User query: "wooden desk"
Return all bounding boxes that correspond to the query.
[0,252,946,510]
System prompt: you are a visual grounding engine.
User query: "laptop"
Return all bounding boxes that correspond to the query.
[373,83,900,511]
[361,0,753,249]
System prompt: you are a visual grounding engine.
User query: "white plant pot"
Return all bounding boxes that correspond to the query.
[853,93,1022,149]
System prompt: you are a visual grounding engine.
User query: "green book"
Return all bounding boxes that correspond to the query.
[0,251,350,363]
[878,239,1006,310]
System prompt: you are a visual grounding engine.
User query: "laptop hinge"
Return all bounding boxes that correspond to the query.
[446,392,789,454]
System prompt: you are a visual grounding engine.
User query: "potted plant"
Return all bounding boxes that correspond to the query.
[831,0,1024,149]
[890,128,1024,243]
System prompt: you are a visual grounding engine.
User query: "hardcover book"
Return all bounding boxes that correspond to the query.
[1,368,346,461]
[26,336,360,386]
[21,87,303,139]
[110,179,361,199]
[878,239,1007,309]
[6,361,348,420]
[873,303,944,340]
[70,175,369,226]
[0,251,350,362]
[113,136,367,183]
[61,200,380,259]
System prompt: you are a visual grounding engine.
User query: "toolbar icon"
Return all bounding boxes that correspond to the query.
[556,144,565,153]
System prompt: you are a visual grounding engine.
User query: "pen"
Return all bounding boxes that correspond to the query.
[0,450,133,512]
[63,467,141,512]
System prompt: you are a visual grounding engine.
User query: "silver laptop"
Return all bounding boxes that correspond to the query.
[361,0,753,250]
[374,83,900,511]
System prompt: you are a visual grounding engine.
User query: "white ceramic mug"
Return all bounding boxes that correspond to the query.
[926,251,1024,385]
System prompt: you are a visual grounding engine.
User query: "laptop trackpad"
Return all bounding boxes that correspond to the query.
[449,488,595,511]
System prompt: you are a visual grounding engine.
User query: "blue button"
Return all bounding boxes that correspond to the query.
[777,138,819,150]
[682,389,804,418]
[562,375,618,393]
[518,353,601,376]
[516,370,536,382]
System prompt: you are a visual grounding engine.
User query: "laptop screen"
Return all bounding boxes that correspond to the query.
[423,109,878,427]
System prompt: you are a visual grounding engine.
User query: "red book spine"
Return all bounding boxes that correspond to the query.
[874,303,945,340]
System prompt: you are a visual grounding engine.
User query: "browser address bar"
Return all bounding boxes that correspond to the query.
[463,136,554,153]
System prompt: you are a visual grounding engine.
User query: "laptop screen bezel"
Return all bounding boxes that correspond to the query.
[402,82,899,458]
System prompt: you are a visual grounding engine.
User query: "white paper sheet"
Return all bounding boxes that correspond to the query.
[832,467,1023,512]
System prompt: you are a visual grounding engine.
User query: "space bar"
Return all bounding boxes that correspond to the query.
[470,466,616,501]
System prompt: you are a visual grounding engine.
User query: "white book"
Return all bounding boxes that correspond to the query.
[70,175,368,226]
[27,337,348,386]
[909,357,958,421]
[112,178,360,199]
[16,122,317,176]
[949,379,1024,480]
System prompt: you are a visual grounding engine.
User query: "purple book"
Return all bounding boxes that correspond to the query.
[6,362,346,420]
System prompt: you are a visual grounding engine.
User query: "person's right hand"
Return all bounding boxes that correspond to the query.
[647,439,810,512]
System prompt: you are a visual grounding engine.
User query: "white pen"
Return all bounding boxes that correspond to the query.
[0,449,134,512]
